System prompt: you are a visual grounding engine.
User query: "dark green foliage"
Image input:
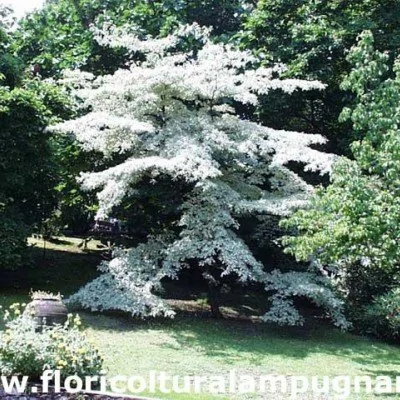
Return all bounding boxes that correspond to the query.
[281,32,400,335]
[0,79,71,268]
[13,0,248,77]
[0,53,24,88]
[12,0,126,77]
[242,0,400,80]
[51,135,99,234]
[240,0,400,155]
[0,5,23,88]
[177,0,247,37]
[363,289,400,342]
[0,85,53,225]
[0,208,28,270]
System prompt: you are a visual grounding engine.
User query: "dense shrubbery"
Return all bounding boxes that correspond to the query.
[0,303,103,379]
[0,80,73,268]
[0,208,28,270]
[282,32,400,334]
[363,289,400,342]
[240,0,400,155]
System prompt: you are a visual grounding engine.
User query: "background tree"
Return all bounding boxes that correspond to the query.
[54,24,348,328]
[0,5,23,88]
[240,0,400,155]
[13,0,251,78]
[0,79,71,268]
[0,7,72,268]
[282,32,400,329]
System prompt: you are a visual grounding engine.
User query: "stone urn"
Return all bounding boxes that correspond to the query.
[25,292,68,330]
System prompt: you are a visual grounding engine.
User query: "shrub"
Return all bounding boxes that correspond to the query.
[0,303,104,380]
[0,208,28,270]
[281,32,400,321]
[363,289,400,342]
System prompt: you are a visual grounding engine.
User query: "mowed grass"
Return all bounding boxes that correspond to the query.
[0,237,399,400]
[83,313,400,400]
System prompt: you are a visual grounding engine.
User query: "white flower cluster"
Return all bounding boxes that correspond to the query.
[57,24,344,326]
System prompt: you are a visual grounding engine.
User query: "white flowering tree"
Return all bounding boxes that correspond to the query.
[55,24,348,328]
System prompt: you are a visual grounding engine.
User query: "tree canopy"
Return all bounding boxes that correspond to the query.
[240,0,400,154]
[53,23,347,328]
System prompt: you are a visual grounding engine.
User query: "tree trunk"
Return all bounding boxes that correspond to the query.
[207,282,223,319]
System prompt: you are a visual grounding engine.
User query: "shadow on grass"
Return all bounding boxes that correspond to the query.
[82,310,400,377]
[47,237,75,246]
[0,246,100,296]
[92,314,399,398]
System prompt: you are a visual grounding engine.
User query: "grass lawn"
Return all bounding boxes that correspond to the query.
[1,237,399,400]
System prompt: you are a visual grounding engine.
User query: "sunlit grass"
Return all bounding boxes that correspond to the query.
[83,313,400,399]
